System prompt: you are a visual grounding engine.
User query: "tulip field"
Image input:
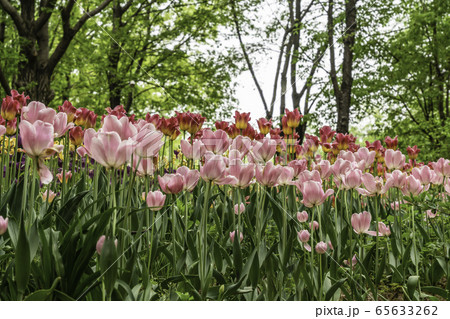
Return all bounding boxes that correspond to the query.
[0,91,449,301]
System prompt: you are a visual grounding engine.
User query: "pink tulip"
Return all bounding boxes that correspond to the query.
[343,255,357,268]
[228,159,255,188]
[19,120,64,184]
[356,173,391,196]
[411,166,435,185]
[181,139,206,161]
[0,216,8,235]
[300,181,334,208]
[132,128,164,158]
[200,154,237,185]
[385,170,407,189]
[354,147,376,170]
[351,211,377,236]
[315,241,328,254]
[445,179,450,195]
[234,203,245,215]
[42,189,57,203]
[201,129,230,155]
[385,149,405,170]
[431,158,450,178]
[288,159,307,177]
[83,129,133,169]
[309,221,319,231]
[401,175,426,197]
[101,114,138,140]
[331,158,352,177]
[230,135,252,156]
[338,150,356,162]
[255,162,282,187]
[230,230,243,243]
[339,169,363,190]
[277,166,294,186]
[377,222,391,236]
[53,112,74,138]
[158,174,185,194]
[425,209,437,219]
[297,230,310,243]
[294,170,322,186]
[56,171,72,183]
[21,101,56,124]
[0,125,5,137]
[176,166,200,192]
[96,235,118,255]
[296,211,308,223]
[250,138,277,163]
[146,190,166,211]
[314,160,333,179]
[133,157,156,176]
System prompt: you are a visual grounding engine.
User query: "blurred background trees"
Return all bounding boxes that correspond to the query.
[0,0,448,158]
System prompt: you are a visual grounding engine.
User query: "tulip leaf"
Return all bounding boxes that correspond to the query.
[24,277,60,301]
[15,216,31,298]
[325,278,346,301]
[99,237,119,299]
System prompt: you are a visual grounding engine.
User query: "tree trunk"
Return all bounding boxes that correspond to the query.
[107,0,123,108]
[0,0,113,103]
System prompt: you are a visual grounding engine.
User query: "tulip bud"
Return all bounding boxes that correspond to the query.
[297,230,310,243]
[296,211,308,223]
[229,230,243,243]
[309,221,319,231]
[315,241,328,254]
[96,235,118,255]
[146,190,166,211]
[234,203,245,215]
[0,216,8,235]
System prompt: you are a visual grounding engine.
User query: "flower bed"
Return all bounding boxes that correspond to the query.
[0,91,449,301]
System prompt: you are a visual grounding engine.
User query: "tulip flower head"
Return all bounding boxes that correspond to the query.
[315,241,328,254]
[146,191,166,211]
[234,203,245,215]
[230,230,243,243]
[351,211,377,236]
[296,211,308,223]
[234,111,251,130]
[42,189,57,203]
[0,216,8,235]
[19,120,64,184]
[297,230,310,243]
[385,149,405,170]
[96,235,118,255]
[377,222,391,236]
[299,181,334,208]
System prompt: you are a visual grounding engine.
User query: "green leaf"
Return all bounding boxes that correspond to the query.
[24,277,60,301]
[325,278,346,301]
[15,217,31,298]
[99,237,119,299]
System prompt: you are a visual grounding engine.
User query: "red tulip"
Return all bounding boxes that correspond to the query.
[384,136,398,150]
[69,126,84,146]
[1,96,20,121]
[234,111,251,130]
[319,126,336,143]
[257,118,272,135]
[58,101,77,122]
[284,108,302,128]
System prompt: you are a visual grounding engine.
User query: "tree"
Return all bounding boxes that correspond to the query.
[327,0,357,133]
[0,0,113,103]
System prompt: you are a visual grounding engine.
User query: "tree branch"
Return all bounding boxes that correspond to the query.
[47,0,113,75]
[0,0,27,35]
[34,0,58,32]
[230,0,269,116]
